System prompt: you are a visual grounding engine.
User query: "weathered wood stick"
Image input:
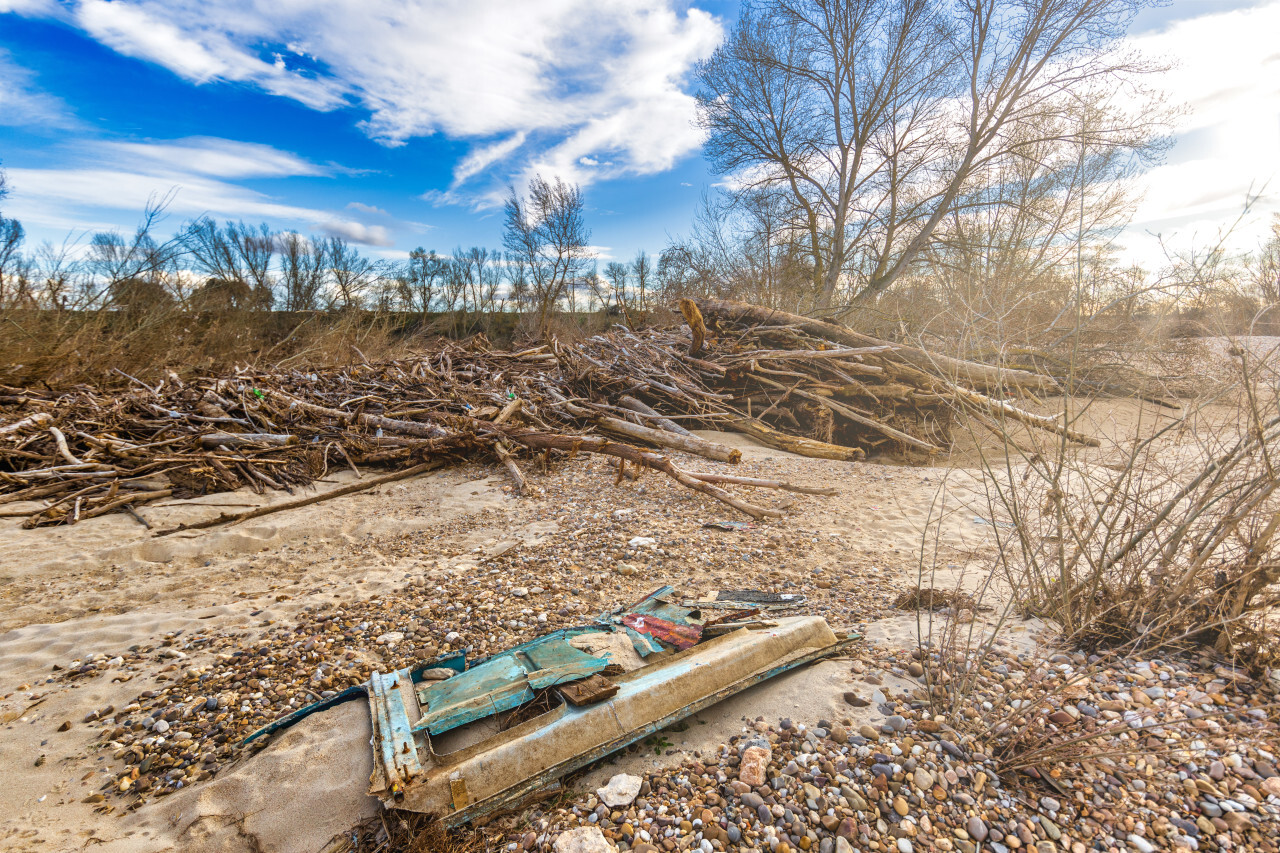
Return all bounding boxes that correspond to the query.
[723,417,864,462]
[589,412,741,463]
[0,412,51,436]
[502,430,780,519]
[682,471,838,495]
[49,427,82,465]
[752,375,940,452]
[269,390,453,439]
[726,346,896,362]
[494,399,522,424]
[154,460,445,536]
[945,382,1100,447]
[493,441,525,494]
[617,395,695,437]
[199,432,300,449]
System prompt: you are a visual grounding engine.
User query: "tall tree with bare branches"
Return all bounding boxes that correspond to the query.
[503,174,592,336]
[696,0,1167,312]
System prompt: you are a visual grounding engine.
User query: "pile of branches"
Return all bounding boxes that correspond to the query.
[0,298,1103,530]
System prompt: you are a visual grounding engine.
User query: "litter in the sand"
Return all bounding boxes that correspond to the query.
[354,586,854,826]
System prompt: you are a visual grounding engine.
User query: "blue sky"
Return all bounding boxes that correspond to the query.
[0,0,1277,270]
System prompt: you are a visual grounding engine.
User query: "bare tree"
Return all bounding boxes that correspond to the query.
[630,250,651,313]
[0,214,23,307]
[503,174,593,336]
[88,195,180,309]
[1248,215,1280,306]
[696,0,1167,311]
[398,247,448,319]
[325,236,380,310]
[278,232,327,311]
[180,219,277,308]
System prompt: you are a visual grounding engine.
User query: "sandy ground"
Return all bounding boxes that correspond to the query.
[0,391,1238,853]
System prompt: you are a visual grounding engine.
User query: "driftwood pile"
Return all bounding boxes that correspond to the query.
[0,298,1100,529]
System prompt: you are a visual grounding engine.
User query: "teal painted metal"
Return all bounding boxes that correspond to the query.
[415,653,532,734]
[369,669,422,790]
[624,626,665,656]
[413,631,612,735]
[240,651,467,748]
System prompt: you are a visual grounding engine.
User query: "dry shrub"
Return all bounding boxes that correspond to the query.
[974,337,1280,666]
[0,306,436,387]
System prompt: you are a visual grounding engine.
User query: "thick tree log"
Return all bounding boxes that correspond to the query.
[724,417,864,461]
[678,298,707,356]
[694,298,1060,393]
[591,414,742,464]
[618,395,695,437]
[551,393,742,464]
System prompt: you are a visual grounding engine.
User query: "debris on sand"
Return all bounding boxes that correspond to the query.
[1,298,1106,529]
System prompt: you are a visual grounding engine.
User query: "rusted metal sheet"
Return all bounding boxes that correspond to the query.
[619,585,705,650]
[364,612,855,825]
[621,612,702,650]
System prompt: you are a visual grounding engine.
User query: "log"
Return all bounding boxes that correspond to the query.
[682,471,838,496]
[694,298,1060,393]
[724,417,864,461]
[199,432,300,449]
[617,395,694,436]
[678,298,707,356]
[592,414,742,464]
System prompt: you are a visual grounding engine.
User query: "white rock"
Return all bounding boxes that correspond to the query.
[512,587,529,598]
[596,773,643,807]
[376,632,404,645]
[553,826,614,853]
[628,537,657,548]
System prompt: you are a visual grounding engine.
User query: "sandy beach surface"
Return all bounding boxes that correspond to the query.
[0,392,1257,852]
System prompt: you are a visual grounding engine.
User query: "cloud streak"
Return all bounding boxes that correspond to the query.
[3,137,391,246]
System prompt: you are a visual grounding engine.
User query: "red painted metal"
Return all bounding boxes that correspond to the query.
[621,612,702,650]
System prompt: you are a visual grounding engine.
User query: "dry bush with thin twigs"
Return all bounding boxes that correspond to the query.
[973,339,1280,663]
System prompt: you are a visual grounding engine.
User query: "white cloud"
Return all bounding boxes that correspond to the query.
[103,137,328,179]
[7,0,723,194]
[318,219,393,247]
[4,138,353,238]
[452,132,528,188]
[1119,1,1280,265]
[346,201,389,216]
[0,49,76,128]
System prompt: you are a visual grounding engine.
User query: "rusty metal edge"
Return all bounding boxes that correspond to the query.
[440,633,860,828]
